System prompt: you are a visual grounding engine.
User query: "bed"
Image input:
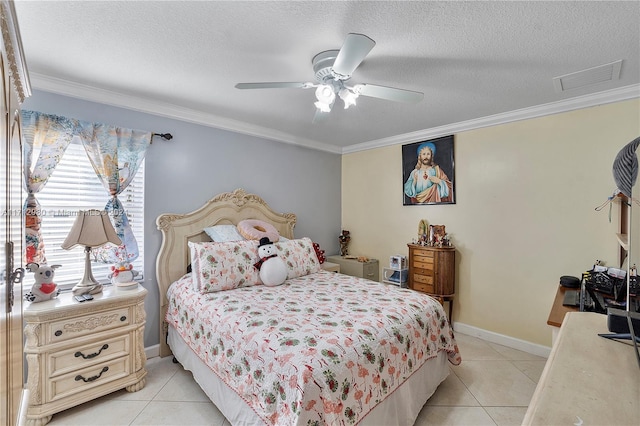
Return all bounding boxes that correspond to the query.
[155,189,461,425]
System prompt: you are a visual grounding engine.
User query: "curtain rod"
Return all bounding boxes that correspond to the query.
[151,133,173,143]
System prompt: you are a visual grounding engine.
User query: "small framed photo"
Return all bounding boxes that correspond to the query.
[429,225,446,244]
[402,135,455,205]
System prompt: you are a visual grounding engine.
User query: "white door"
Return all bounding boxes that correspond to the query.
[0,83,25,425]
[1,2,30,424]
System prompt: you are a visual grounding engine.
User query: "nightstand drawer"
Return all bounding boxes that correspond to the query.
[48,356,130,402]
[49,334,130,377]
[49,307,131,344]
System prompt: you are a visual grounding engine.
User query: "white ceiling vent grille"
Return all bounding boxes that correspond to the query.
[553,60,623,92]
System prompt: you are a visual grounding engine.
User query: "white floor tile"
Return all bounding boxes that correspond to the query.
[451,360,537,406]
[107,356,182,401]
[484,406,529,426]
[414,406,497,426]
[130,401,226,426]
[47,399,148,425]
[152,367,211,402]
[425,369,480,407]
[487,342,547,361]
[511,359,547,383]
[453,334,506,360]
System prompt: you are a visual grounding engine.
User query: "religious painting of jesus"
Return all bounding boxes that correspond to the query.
[402,135,455,205]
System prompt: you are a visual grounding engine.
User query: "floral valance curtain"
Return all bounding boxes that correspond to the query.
[21,110,151,266]
[21,110,77,263]
[77,123,151,265]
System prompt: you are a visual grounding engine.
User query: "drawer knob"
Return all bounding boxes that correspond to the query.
[75,344,109,360]
[75,366,109,383]
[120,316,127,322]
[54,330,62,337]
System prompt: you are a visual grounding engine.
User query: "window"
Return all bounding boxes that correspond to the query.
[32,136,144,290]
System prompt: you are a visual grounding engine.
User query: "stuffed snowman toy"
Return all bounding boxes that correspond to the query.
[254,237,287,286]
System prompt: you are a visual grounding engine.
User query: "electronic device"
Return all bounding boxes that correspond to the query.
[389,255,407,270]
[560,275,580,288]
[599,308,640,369]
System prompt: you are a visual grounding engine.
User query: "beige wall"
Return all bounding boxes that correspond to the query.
[342,99,640,347]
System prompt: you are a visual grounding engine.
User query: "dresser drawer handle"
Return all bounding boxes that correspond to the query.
[54,330,62,337]
[75,366,108,383]
[75,344,109,360]
[120,316,127,322]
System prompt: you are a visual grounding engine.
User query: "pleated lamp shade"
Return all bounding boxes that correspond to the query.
[61,210,121,250]
[61,210,122,296]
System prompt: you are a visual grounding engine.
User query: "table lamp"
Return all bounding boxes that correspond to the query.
[61,209,122,296]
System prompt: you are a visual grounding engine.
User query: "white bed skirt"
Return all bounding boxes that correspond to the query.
[168,326,450,426]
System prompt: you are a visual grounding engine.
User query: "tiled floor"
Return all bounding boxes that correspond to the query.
[46,332,547,426]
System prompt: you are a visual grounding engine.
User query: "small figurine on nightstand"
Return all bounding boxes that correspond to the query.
[338,230,351,256]
[109,261,140,289]
[24,263,61,303]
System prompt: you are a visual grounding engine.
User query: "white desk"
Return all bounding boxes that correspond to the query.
[523,312,640,425]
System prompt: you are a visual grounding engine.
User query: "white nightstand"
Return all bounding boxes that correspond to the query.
[23,285,147,426]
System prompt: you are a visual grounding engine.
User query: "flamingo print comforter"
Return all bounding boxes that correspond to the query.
[166,270,461,425]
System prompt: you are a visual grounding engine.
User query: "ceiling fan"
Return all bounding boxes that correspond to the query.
[235,33,424,121]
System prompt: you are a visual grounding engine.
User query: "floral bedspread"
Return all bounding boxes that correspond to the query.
[166,270,461,425]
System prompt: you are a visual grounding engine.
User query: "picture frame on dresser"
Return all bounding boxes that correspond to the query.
[402,135,455,205]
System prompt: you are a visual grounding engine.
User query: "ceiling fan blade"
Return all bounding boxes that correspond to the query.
[235,82,312,89]
[357,84,424,103]
[332,33,376,78]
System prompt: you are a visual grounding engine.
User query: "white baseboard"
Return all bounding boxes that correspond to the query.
[145,344,160,360]
[143,323,552,361]
[452,321,552,358]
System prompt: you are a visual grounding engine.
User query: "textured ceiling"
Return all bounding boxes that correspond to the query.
[13,1,640,153]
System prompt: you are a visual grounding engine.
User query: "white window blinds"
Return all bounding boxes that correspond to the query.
[32,136,145,290]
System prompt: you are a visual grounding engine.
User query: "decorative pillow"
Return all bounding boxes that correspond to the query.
[274,237,321,279]
[237,219,280,242]
[188,240,260,293]
[203,224,246,242]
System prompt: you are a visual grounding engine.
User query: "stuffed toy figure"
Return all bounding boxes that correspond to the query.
[25,262,61,302]
[254,237,287,287]
[108,262,139,286]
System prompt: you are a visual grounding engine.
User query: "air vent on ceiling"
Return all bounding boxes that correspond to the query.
[552,60,622,93]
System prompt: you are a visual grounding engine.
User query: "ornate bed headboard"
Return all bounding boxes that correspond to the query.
[155,188,296,357]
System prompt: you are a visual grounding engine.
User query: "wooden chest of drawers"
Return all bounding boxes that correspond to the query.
[407,244,455,318]
[23,286,147,426]
[326,255,379,281]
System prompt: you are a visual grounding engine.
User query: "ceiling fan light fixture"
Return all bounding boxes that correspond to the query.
[315,84,335,103]
[339,88,358,109]
[314,100,332,113]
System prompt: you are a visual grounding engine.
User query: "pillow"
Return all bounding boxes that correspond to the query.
[203,224,246,242]
[237,219,280,242]
[188,240,260,293]
[274,237,321,279]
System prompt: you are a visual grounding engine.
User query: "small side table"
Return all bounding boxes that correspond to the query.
[23,285,147,426]
[326,255,379,281]
[321,262,340,273]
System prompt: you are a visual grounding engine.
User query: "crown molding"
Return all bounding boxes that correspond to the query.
[29,72,342,154]
[1,0,31,103]
[343,84,640,154]
[30,72,638,156]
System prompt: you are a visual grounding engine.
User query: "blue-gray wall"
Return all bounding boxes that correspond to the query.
[23,90,342,347]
